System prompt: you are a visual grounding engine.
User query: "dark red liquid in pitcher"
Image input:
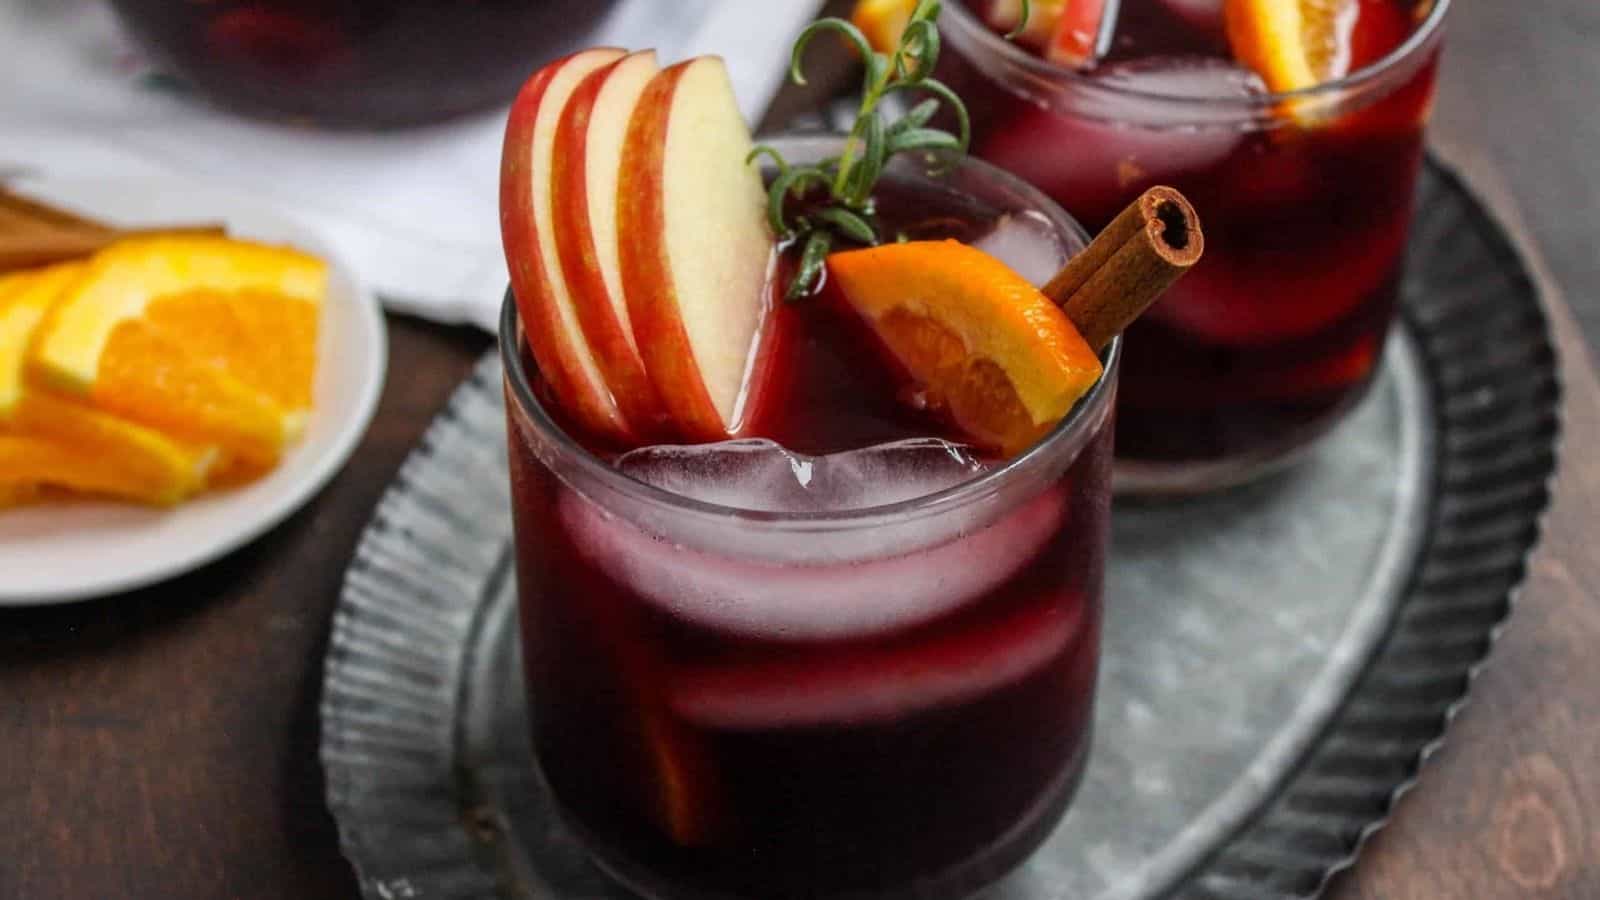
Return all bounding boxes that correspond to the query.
[109,0,618,127]
[506,188,1112,898]
[946,0,1439,470]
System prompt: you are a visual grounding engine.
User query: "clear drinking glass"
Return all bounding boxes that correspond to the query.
[501,136,1119,899]
[940,0,1450,492]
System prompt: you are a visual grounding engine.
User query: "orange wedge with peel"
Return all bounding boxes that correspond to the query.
[1224,0,1356,95]
[29,235,324,468]
[0,265,216,505]
[826,240,1103,455]
[851,0,918,53]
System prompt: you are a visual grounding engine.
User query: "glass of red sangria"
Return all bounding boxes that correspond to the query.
[502,131,1118,898]
[107,0,619,127]
[937,0,1451,491]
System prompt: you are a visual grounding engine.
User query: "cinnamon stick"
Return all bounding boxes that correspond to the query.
[0,187,116,236]
[0,188,225,274]
[1044,185,1203,351]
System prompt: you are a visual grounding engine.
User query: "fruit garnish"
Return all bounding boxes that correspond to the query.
[982,0,1115,64]
[502,47,636,445]
[1043,0,1115,67]
[0,265,216,505]
[552,50,670,436]
[30,234,324,467]
[752,0,974,300]
[826,240,1103,455]
[1223,0,1358,94]
[851,0,919,54]
[617,57,777,441]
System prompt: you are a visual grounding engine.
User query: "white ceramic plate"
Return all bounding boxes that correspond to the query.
[0,176,387,604]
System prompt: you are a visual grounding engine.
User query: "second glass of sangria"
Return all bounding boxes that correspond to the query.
[937,0,1450,490]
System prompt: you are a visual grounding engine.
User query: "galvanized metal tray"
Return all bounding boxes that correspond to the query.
[321,160,1560,900]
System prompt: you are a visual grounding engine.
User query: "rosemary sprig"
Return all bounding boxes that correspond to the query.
[1008,0,1034,38]
[749,0,976,300]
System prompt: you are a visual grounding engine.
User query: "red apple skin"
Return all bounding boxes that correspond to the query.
[617,60,758,442]
[552,52,672,439]
[1046,0,1107,67]
[500,48,634,444]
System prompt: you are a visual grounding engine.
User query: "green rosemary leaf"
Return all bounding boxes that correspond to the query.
[886,127,962,156]
[746,144,790,178]
[788,230,834,301]
[814,207,879,246]
[790,18,872,87]
[886,78,969,155]
[847,112,889,205]
[888,98,942,136]
[863,49,892,100]
[1007,0,1033,38]
[898,19,941,82]
[766,167,829,235]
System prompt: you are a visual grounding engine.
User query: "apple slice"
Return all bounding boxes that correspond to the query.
[500,47,633,443]
[617,57,776,442]
[552,50,671,437]
[1045,0,1111,67]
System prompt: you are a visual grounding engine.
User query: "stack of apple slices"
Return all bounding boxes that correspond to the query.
[501,48,777,447]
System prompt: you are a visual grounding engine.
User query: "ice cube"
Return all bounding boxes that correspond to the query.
[669,599,1084,729]
[812,438,988,508]
[615,439,823,512]
[1091,56,1266,102]
[617,438,986,515]
[566,439,1069,640]
[976,57,1257,224]
[970,212,1071,286]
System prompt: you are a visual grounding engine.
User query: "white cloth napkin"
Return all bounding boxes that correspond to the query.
[0,0,824,332]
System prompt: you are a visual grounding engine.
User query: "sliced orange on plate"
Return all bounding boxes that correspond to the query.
[0,264,216,505]
[29,234,325,468]
[826,240,1103,455]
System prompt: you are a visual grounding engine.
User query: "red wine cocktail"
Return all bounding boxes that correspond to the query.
[940,0,1449,489]
[503,136,1117,899]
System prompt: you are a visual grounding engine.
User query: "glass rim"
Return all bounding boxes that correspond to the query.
[942,0,1451,109]
[499,134,1119,530]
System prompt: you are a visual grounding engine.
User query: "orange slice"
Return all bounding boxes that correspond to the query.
[144,288,320,414]
[0,265,216,505]
[826,240,1103,455]
[851,0,917,53]
[1224,0,1357,94]
[29,235,325,467]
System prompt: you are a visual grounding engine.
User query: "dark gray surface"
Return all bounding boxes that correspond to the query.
[1434,1,1599,345]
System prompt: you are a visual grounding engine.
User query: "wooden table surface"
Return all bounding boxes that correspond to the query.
[5,2,1598,898]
